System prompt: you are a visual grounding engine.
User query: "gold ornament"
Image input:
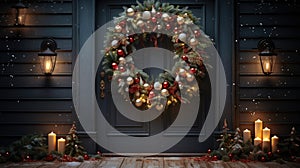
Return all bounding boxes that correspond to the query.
[135,99,143,107]
[126,8,135,16]
[186,73,194,82]
[118,57,126,65]
[115,25,122,33]
[143,83,150,90]
[161,89,169,97]
[137,20,145,27]
[189,38,198,46]
[179,68,187,77]
[162,13,169,22]
[135,91,140,97]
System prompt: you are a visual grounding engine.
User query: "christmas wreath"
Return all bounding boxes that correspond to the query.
[102,0,212,110]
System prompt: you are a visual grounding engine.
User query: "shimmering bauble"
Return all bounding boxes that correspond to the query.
[115,25,122,33]
[161,89,169,97]
[178,33,187,42]
[135,99,143,107]
[207,149,212,154]
[154,81,162,90]
[149,91,155,99]
[136,20,145,27]
[129,37,134,43]
[156,12,162,18]
[175,75,180,82]
[118,57,126,64]
[181,55,188,61]
[155,103,164,111]
[166,24,171,30]
[126,76,134,85]
[117,49,124,57]
[111,62,118,70]
[142,11,151,20]
[111,40,119,48]
[190,67,197,74]
[162,81,169,89]
[84,154,89,160]
[143,83,150,90]
[179,68,186,77]
[177,16,184,25]
[135,91,140,97]
[134,77,140,84]
[194,30,201,37]
[189,38,198,46]
[186,73,194,82]
[157,25,162,30]
[261,156,266,162]
[151,17,157,23]
[119,66,125,72]
[213,155,218,161]
[151,7,156,14]
[162,13,169,22]
[126,8,135,16]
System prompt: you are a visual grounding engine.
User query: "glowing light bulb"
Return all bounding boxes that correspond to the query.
[45,61,51,72]
[265,62,270,72]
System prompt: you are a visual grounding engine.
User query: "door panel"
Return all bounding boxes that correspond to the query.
[95,0,215,153]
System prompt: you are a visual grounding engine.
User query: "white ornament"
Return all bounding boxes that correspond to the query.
[151,7,156,14]
[126,8,135,16]
[178,33,187,42]
[111,40,119,48]
[186,73,194,82]
[126,76,134,85]
[177,16,184,25]
[154,81,162,90]
[189,38,198,46]
[142,11,151,20]
[162,13,169,22]
[161,89,169,97]
[175,75,180,82]
[157,25,162,30]
[115,25,122,33]
[179,68,186,77]
[118,57,126,65]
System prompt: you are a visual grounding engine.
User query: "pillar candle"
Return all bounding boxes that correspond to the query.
[254,137,262,146]
[48,132,56,153]
[271,135,279,153]
[262,138,270,151]
[263,127,270,140]
[57,138,66,153]
[243,129,251,143]
[255,119,263,139]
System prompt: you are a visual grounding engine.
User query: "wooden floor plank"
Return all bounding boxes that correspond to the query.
[263,161,291,168]
[96,157,124,168]
[163,157,185,168]
[246,161,269,168]
[227,161,250,168]
[58,162,82,168]
[206,160,231,168]
[184,157,201,168]
[120,157,143,168]
[142,157,163,168]
[37,161,63,168]
[78,161,102,168]
[2,162,44,168]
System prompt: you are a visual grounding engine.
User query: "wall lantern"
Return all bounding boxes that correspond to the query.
[11,0,28,26]
[38,38,57,75]
[257,38,277,75]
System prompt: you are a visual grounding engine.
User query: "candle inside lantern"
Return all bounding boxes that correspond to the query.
[254,137,262,146]
[57,138,66,154]
[265,62,270,72]
[255,119,263,139]
[262,138,270,151]
[263,127,270,140]
[48,131,56,153]
[271,135,279,153]
[243,129,251,143]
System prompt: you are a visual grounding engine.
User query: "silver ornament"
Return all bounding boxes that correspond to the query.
[118,57,126,65]
[126,8,135,16]
[161,89,169,97]
[135,99,143,107]
[154,81,162,90]
[186,73,194,82]
[126,76,134,85]
[162,13,169,22]
[155,103,164,111]
[136,20,145,27]
[189,38,198,46]
[111,40,119,48]
[177,16,184,25]
[142,11,151,20]
[115,25,122,33]
[178,33,187,42]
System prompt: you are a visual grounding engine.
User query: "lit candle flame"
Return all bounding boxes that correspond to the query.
[265,62,270,72]
[45,61,51,72]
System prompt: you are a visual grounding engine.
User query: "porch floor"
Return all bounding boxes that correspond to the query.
[1,157,300,168]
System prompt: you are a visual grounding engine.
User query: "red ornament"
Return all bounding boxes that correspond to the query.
[229,153,233,159]
[151,17,157,23]
[190,67,197,74]
[119,66,125,72]
[213,155,218,161]
[129,37,134,43]
[117,49,124,57]
[166,24,171,30]
[45,154,54,161]
[181,55,188,61]
[112,62,118,70]
[194,30,201,37]
[261,156,266,162]
[97,151,102,156]
[134,77,140,84]
[207,149,211,154]
[162,81,169,89]
[267,151,272,157]
[84,154,89,160]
